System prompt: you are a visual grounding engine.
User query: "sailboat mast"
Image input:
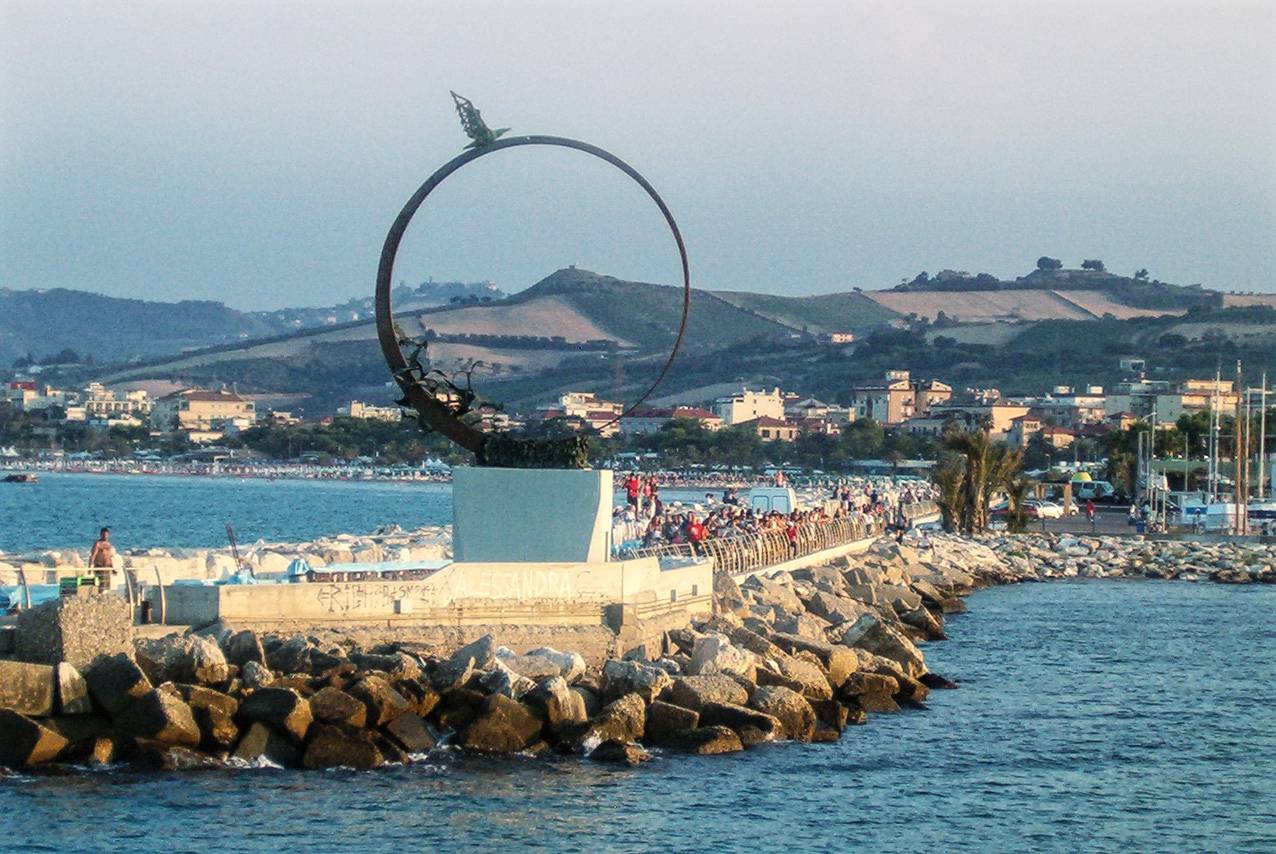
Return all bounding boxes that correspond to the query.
[1260,373,1268,501]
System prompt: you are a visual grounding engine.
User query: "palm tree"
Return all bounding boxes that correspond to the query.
[934,454,965,532]
[1005,473,1032,533]
[938,424,1024,534]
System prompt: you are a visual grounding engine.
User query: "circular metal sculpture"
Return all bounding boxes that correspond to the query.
[375,94,690,468]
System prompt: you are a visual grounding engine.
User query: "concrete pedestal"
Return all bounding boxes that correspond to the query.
[452,467,614,563]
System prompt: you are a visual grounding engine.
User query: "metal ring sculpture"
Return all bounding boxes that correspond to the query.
[375,134,690,467]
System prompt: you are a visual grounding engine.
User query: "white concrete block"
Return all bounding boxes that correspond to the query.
[453,468,613,563]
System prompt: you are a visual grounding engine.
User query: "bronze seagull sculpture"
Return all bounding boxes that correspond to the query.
[450,91,509,150]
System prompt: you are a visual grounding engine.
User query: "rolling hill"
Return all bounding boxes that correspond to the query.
[0,279,501,367]
[15,264,1272,417]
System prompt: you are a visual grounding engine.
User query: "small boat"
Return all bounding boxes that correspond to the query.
[3,473,38,484]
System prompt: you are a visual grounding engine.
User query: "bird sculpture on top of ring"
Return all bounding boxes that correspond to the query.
[374,93,691,469]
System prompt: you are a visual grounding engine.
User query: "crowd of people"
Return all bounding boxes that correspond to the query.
[611,473,938,555]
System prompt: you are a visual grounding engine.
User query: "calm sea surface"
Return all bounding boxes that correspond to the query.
[0,473,717,553]
[3,581,1274,852]
[0,473,455,553]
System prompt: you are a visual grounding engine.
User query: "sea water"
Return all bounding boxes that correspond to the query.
[0,472,715,553]
[0,473,454,553]
[2,581,1274,852]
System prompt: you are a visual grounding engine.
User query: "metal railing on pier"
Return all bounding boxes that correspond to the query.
[616,500,939,577]
[618,516,880,576]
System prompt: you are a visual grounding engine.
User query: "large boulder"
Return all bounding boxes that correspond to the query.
[876,584,924,612]
[839,614,926,678]
[643,700,699,746]
[309,686,368,728]
[458,694,544,754]
[775,655,833,701]
[600,659,672,704]
[55,663,92,715]
[0,660,56,717]
[666,675,749,711]
[347,676,412,727]
[479,660,536,700]
[806,591,872,625]
[232,721,300,767]
[589,739,651,766]
[265,635,313,675]
[382,714,436,754]
[84,653,152,717]
[135,635,229,686]
[749,686,816,742]
[800,565,848,596]
[0,709,69,767]
[769,633,859,689]
[451,635,497,670]
[302,725,384,770]
[40,715,115,763]
[524,647,586,684]
[242,661,274,690]
[114,690,201,747]
[688,634,756,682]
[393,678,440,718]
[574,693,646,752]
[900,606,946,641]
[349,652,421,682]
[237,687,312,743]
[713,571,746,615]
[680,725,744,755]
[525,676,588,734]
[746,575,804,616]
[434,688,487,732]
[697,701,781,740]
[772,611,833,641]
[224,630,267,667]
[171,684,239,751]
[136,742,223,771]
[14,593,133,670]
[493,649,562,682]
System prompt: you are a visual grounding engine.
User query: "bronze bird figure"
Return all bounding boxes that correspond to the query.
[450,91,510,150]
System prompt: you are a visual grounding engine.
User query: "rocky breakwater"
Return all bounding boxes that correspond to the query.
[0,524,451,588]
[0,537,998,772]
[975,533,1276,584]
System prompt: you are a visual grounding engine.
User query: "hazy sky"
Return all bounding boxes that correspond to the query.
[3,1,1274,309]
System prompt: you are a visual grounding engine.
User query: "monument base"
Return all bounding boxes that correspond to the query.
[452,467,614,563]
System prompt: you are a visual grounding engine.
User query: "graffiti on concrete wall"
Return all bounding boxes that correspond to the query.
[308,568,595,615]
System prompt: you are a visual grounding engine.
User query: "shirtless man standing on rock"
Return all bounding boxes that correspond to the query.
[88,527,115,588]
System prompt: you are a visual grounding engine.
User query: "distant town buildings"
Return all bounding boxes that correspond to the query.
[713,387,784,425]
[848,371,951,425]
[528,391,626,437]
[618,407,723,435]
[151,388,255,442]
[337,401,402,422]
[740,416,799,442]
[82,382,152,421]
[4,381,70,412]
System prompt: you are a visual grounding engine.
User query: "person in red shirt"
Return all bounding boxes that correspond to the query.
[624,473,640,509]
[685,513,707,554]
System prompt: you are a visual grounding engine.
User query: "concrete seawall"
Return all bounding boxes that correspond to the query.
[159,557,712,629]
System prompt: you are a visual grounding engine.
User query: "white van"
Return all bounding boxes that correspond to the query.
[1073,480,1116,502]
[747,486,798,514]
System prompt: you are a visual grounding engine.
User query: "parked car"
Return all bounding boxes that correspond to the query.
[1025,499,1064,519]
